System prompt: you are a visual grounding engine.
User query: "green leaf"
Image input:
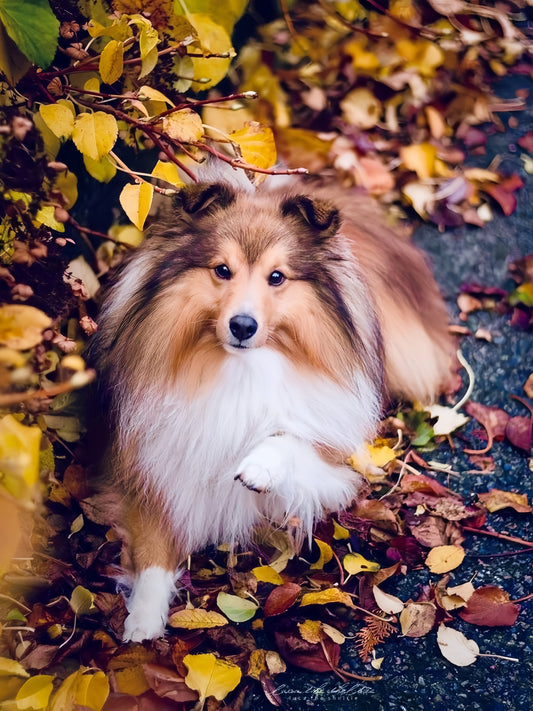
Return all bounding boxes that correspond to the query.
[0,0,59,69]
[0,19,30,85]
[69,585,96,615]
[216,591,258,622]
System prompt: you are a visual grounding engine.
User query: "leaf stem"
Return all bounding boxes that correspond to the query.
[462,525,533,549]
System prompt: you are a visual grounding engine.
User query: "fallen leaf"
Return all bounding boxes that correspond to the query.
[477,489,532,513]
[251,565,283,585]
[425,545,465,574]
[168,608,228,629]
[458,586,520,627]
[264,583,301,617]
[400,602,436,637]
[300,587,354,608]
[343,552,380,575]
[437,624,479,667]
[373,585,404,615]
[216,591,258,622]
[183,653,241,706]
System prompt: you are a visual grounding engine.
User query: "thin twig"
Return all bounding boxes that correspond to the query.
[462,525,533,549]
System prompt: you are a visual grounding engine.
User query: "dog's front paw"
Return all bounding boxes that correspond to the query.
[123,608,166,642]
[235,439,291,493]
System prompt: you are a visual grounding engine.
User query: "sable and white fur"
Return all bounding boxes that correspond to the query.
[89,179,454,642]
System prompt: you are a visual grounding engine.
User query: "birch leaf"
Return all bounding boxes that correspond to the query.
[0,657,30,677]
[84,154,117,183]
[72,112,118,161]
[119,182,154,231]
[39,101,75,140]
[230,122,277,169]
[188,14,235,89]
[161,109,204,143]
[0,0,59,69]
[69,585,96,615]
[437,624,479,667]
[99,40,124,85]
[183,653,241,705]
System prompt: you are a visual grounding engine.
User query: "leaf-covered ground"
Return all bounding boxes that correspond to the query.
[1,1,533,710]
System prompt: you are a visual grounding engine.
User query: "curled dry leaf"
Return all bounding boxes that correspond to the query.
[477,489,532,514]
[373,585,404,615]
[400,602,437,638]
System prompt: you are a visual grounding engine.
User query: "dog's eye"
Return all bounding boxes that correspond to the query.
[214,264,232,280]
[268,270,286,286]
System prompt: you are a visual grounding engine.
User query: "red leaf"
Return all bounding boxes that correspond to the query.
[505,415,532,452]
[264,583,301,618]
[399,473,450,496]
[274,629,340,672]
[458,586,520,627]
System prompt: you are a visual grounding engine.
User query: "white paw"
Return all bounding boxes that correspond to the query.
[235,439,291,493]
[123,608,166,642]
[121,566,178,642]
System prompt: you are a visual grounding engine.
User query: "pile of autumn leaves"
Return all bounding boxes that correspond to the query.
[2,426,531,710]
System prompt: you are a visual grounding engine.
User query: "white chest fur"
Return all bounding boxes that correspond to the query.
[120,348,379,550]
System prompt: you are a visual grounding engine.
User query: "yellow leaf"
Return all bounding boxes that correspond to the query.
[343,552,380,575]
[310,539,333,570]
[478,489,532,513]
[34,111,60,159]
[87,18,132,41]
[0,657,30,678]
[0,415,42,497]
[50,667,109,711]
[230,122,277,170]
[108,224,144,248]
[112,666,150,696]
[84,154,117,183]
[119,182,154,231]
[298,619,322,644]
[425,545,465,574]
[0,304,51,350]
[128,15,159,79]
[15,675,54,711]
[54,170,78,209]
[184,653,241,705]
[300,587,354,607]
[99,40,124,84]
[188,14,235,89]
[72,112,118,161]
[107,647,154,696]
[246,649,267,680]
[152,159,185,188]
[251,565,283,585]
[69,585,96,615]
[187,0,248,35]
[138,86,174,105]
[39,101,75,140]
[84,77,100,93]
[332,519,350,540]
[367,443,397,468]
[168,608,228,629]
[340,88,381,129]
[400,143,438,180]
[161,109,204,143]
[35,205,65,232]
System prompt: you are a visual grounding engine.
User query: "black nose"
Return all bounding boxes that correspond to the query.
[229,314,258,342]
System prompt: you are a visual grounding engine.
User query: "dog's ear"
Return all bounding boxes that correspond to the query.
[173,183,236,214]
[281,195,340,239]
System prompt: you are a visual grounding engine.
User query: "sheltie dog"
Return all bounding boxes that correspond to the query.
[89,178,455,642]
